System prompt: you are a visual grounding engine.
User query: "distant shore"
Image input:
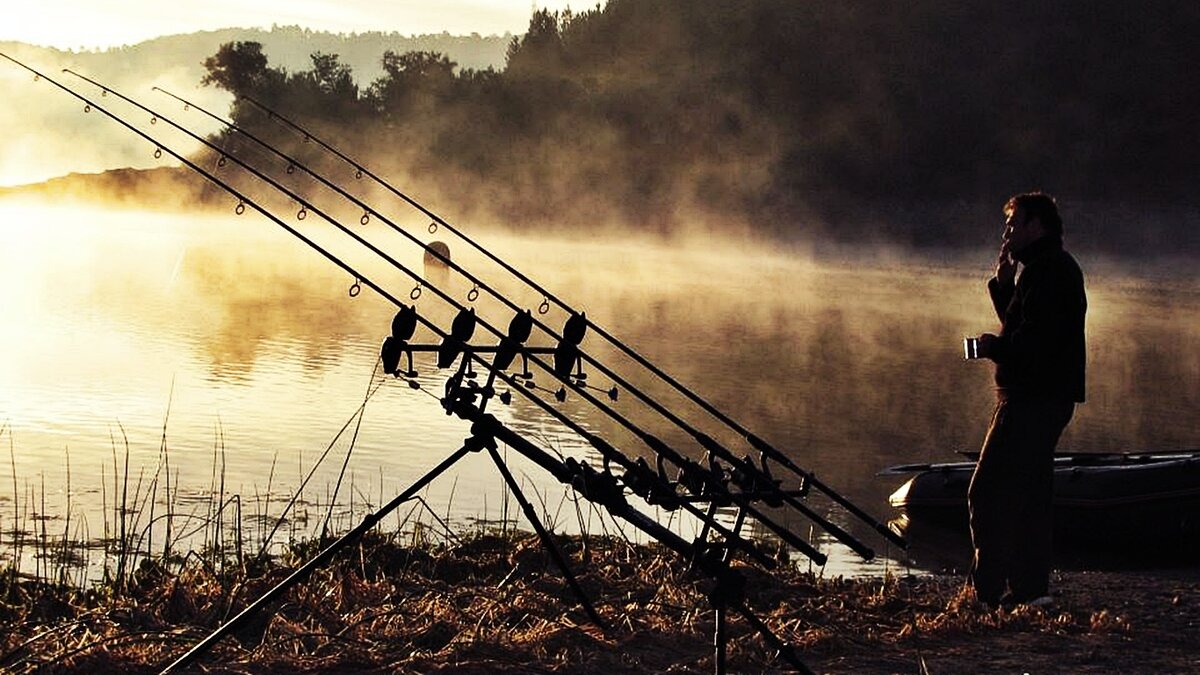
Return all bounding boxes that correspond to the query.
[0,166,221,210]
[6,167,1199,265]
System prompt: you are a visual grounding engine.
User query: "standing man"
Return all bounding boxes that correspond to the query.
[968,192,1086,607]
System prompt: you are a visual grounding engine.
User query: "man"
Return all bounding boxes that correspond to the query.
[968,192,1086,607]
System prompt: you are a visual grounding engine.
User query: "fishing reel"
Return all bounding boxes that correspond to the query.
[622,455,683,511]
[550,312,618,403]
[381,305,420,379]
[382,304,619,410]
[437,307,477,369]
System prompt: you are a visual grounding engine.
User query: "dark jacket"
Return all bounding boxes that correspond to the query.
[987,236,1087,402]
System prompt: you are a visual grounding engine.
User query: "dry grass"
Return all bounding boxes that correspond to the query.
[3,530,1197,674]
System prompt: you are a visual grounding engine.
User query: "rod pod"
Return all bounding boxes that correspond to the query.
[235,91,905,551]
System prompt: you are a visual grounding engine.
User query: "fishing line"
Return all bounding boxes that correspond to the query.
[152,86,878,557]
[235,92,903,549]
[258,372,389,559]
[166,246,185,289]
[3,58,776,567]
[321,357,384,537]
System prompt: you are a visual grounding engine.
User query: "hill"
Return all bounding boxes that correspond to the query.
[0,27,510,186]
[2,25,510,81]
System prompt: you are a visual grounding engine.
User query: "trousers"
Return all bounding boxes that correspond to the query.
[967,396,1075,605]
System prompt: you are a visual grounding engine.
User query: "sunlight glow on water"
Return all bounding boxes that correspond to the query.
[1,199,1198,578]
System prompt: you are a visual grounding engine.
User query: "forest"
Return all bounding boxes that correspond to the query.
[197,0,1199,252]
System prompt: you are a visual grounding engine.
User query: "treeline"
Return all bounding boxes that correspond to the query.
[199,0,1200,248]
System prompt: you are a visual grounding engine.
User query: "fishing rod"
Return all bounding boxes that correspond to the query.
[3,57,781,571]
[9,51,792,593]
[237,92,906,550]
[60,70,838,564]
[50,67,802,567]
[151,86,878,560]
[4,55,817,673]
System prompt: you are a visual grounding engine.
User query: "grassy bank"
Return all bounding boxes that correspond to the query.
[3,528,1198,674]
[3,415,1198,673]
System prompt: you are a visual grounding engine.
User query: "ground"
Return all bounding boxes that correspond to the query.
[811,568,1200,674]
[1,535,1197,674]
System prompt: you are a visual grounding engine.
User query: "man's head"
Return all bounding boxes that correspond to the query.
[1003,192,1062,254]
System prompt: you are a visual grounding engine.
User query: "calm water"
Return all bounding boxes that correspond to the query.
[1,199,1197,578]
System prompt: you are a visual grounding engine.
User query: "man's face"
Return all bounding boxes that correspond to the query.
[1003,205,1042,254]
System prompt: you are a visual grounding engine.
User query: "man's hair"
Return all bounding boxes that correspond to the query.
[1004,192,1063,236]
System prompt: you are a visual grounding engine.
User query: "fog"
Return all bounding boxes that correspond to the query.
[0,46,222,186]
[4,199,1194,462]
[1,196,1197,579]
[3,1,1198,261]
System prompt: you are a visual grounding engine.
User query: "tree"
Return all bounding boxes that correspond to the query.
[504,9,568,78]
[284,52,361,120]
[201,41,285,98]
[305,52,357,99]
[367,51,457,116]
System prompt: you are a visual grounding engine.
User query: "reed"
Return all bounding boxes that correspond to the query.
[157,385,176,564]
[111,424,131,593]
[236,374,386,563]
[5,423,22,591]
[2,412,1028,675]
[3,521,1162,675]
[2,406,551,600]
[321,363,380,536]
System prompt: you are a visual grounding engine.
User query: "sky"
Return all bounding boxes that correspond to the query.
[0,0,584,50]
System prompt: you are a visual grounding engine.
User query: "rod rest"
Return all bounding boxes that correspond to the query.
[621,457,683,510]
[564,456,627,511]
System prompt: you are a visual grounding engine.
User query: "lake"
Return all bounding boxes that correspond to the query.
[1,198,1197,579]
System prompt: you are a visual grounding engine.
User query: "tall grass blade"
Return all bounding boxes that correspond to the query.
[321,362,381,537]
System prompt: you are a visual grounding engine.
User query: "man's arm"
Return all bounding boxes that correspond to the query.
[987,277,1014,321]
[981,264,1077,368]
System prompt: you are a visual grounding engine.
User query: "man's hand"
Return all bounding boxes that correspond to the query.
[977,333,1001,360]
[995,240,1016,286]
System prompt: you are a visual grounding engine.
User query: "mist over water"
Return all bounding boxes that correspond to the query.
[1,199,1197,577]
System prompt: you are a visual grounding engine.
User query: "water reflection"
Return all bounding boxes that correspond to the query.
[1,200,1197,578]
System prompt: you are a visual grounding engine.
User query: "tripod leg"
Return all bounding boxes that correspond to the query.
[160,443,474,674]
[732,601,814,675]
[713,507,745,675]
[487,445,607,632]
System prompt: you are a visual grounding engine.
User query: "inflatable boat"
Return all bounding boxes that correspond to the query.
[884,449,1200,544]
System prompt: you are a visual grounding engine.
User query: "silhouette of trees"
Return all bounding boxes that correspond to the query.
[198,1,1200,251]
[505,9,569,79]
[201,41,285,99]
[366,50,457,118]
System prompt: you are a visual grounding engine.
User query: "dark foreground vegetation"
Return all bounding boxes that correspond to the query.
[2,532,1198,674]
[187,0,1199,254]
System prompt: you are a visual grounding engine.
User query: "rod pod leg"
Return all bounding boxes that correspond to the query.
[713,507,747,675]
[486,444,607,632]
